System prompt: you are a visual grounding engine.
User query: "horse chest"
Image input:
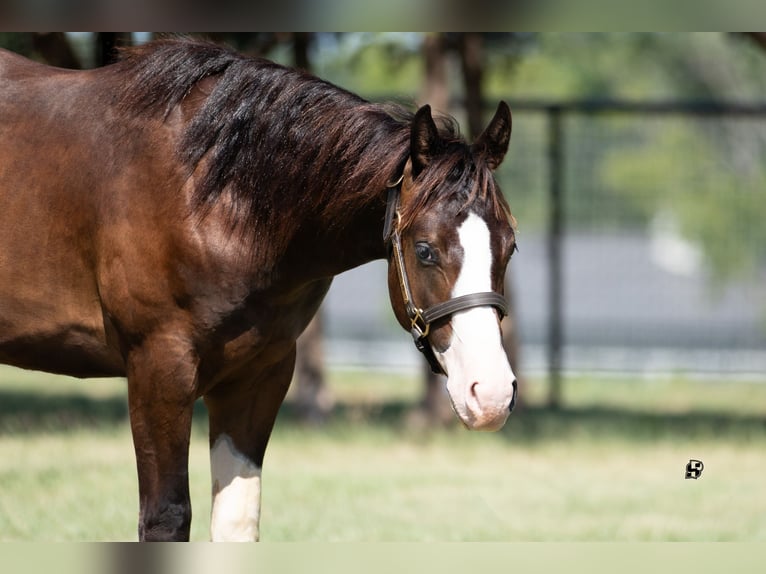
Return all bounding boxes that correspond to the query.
[204,278,332,378]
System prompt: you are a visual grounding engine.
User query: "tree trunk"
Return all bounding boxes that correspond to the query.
[458,33,484,139]
[293,313,333,424]
[740,32,766,52]
[421,33,450,112]
[292,33,312,71]
[31,33,80,69]
[95,33,132,67]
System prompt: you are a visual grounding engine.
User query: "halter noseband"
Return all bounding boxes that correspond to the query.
[383,175,508,375]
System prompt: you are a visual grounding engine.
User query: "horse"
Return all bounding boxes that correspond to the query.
[0,38,518,541]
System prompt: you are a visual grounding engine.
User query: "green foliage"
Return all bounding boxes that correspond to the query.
[489,33,766,285]
[313,33,424,99]
[0,33,32,56]
[499,33,766,101]
[601,118,766,284]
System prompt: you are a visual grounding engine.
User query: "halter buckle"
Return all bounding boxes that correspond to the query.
[409,307,430,340]
[386,174,404,188]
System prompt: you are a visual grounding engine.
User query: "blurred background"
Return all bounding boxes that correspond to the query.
[0,32,765,541]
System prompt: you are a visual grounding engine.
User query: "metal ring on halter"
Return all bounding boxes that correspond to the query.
[385,174,404,188]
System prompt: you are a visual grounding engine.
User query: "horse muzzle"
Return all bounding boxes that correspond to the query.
[448,376,517,431]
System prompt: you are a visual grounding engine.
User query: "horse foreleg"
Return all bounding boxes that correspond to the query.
[126,335,198,541]
[204,347,296,541]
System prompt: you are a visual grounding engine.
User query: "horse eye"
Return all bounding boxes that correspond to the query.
[415,242,437,264]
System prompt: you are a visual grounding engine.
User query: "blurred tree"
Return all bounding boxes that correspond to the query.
[0,33,33,56]
[31,33,81,68]
[95,33,132,67]
[740,33,766,54]
[292,33,312,71]
[292,312,334,424]
[421,33,449,111]
[202,33,283,55]
[594,34,766,287]
[1,32,114,70]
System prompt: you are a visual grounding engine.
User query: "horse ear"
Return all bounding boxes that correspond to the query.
[410,104,441,178]
[474,101,512,170]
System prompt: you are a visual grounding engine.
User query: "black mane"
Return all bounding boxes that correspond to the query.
[115,39,417,228]
[113,39,509,239]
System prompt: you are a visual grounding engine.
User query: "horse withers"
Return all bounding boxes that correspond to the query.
[0,39,517,541]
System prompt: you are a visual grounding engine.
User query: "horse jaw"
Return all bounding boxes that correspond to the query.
[437,213,516,431]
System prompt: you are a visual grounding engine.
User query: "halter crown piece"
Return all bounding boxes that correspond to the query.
[383,175,508,375]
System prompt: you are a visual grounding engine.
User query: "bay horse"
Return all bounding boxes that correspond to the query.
[0,38,517,541]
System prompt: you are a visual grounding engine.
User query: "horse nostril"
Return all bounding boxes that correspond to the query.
[470,381,480,399]
[508,379,518,413]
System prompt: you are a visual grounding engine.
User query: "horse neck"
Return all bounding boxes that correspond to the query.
[278,178,390,283]
[276,124,409,281]
[325,197,390,272]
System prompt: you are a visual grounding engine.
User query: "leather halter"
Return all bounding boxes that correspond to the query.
[383,175,509,375]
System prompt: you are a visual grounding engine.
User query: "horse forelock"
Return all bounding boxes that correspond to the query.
[399,144,514,234]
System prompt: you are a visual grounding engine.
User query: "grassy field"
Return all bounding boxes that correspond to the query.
[0,365,765,541]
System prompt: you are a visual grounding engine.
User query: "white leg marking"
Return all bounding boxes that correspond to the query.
[210,434,262,541]
[439,212,515,430]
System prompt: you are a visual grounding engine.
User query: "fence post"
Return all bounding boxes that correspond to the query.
[547,106,564,409]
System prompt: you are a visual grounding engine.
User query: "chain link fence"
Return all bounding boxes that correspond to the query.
[500,101,766,385]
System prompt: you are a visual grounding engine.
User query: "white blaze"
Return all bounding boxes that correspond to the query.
[438,212,515,430]
[210,434,262,541]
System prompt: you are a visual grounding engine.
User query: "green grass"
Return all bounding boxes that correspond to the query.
[0,365,765,541]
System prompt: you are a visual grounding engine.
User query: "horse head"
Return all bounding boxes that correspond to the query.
[386,102,517,431]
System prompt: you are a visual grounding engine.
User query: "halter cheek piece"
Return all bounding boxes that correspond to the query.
[383,176,508,375]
